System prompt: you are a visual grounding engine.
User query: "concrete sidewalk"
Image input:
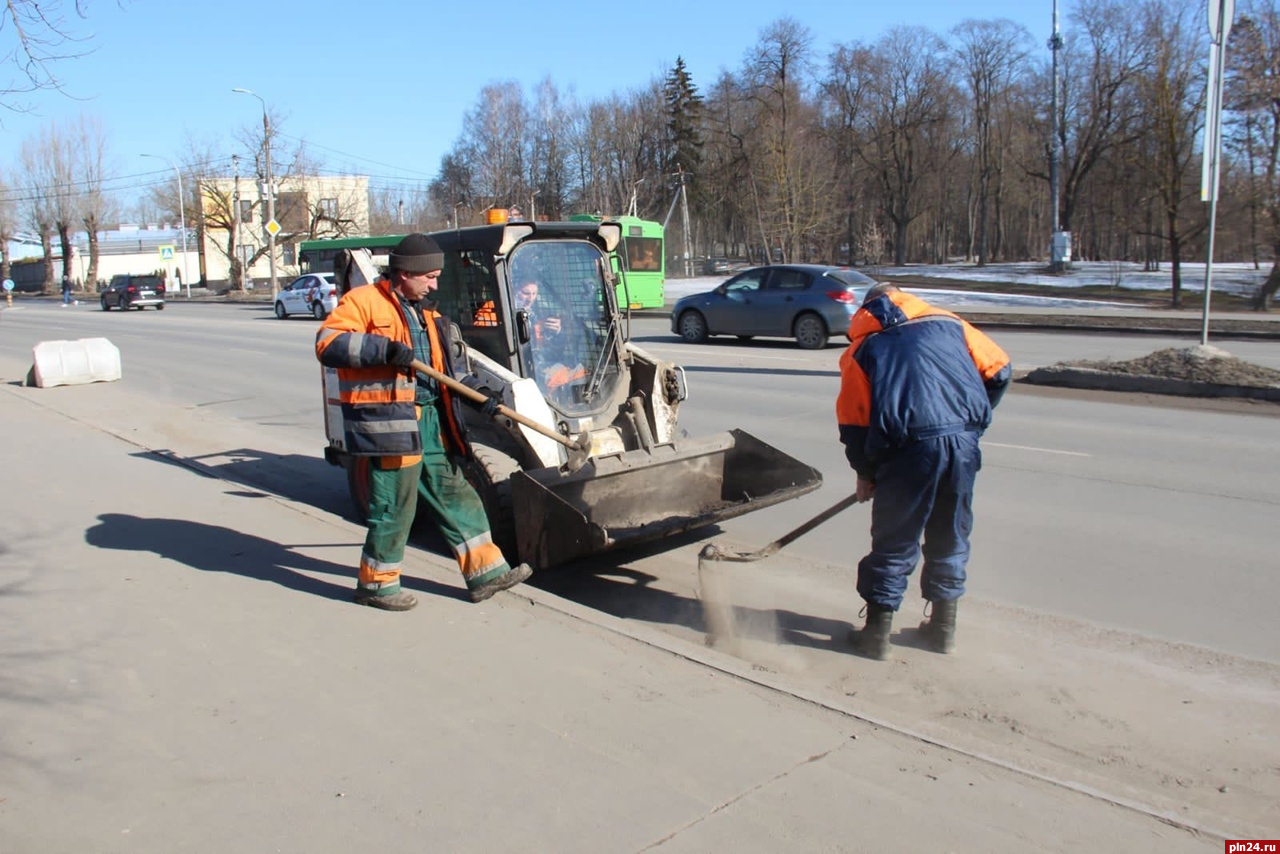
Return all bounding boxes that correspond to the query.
[0,386,1215,853]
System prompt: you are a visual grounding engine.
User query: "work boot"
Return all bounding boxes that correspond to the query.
[353,588,419,611]
[919,599,957,653]
[848,603,894,661]
[469,563,533,603]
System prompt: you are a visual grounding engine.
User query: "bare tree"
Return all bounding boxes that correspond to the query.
[530,77,572,220]
[457,81,529,210]
[1131,0,1205,307]
[190,155,234,289]
[821,41,877,263]
[952,18,1033,265]
[1038,0,1147,243]
[427,153,473,228]
[702,71,761,259]
[740,17,827,263]
[18,127,60,290]
[43,122,79,285]
[73,114,111,288]
[0,171,15,283]
[231,105,313,268]
[1,0,102,109]
[855,26,954,265]
[1228,1,1280,308]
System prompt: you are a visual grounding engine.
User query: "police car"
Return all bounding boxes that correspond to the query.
[274,273,337,320]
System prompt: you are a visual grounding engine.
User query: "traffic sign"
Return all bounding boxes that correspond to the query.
[265,219,281,237]
[2,279,13,291]
[1209,0,1235,43]
[159,244,175,261]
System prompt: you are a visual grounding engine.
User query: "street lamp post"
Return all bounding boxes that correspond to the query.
[1048,0,1069,273]
[628,178,645,217]
[141,153,191,298]
[232,87,278,300]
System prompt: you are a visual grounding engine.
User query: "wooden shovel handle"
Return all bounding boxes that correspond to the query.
[409,358,582,451]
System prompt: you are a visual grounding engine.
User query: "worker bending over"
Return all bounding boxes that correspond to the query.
[836,283,1010,659]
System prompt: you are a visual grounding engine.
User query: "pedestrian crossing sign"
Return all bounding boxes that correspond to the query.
[159,245,175,261]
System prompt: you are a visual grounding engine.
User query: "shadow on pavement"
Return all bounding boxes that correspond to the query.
[535,555,853,654]
[85,512,353,601]
[140,448,353,521]
[83,513,466,604]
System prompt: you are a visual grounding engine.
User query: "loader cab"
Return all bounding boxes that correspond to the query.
[430,222,626,418]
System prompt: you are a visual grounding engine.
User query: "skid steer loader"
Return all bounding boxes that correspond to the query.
[321,220,822,569]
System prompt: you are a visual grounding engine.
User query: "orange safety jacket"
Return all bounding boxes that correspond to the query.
[474,299,551,344]
[473,300,498,326]
[836,289,1011,479]
[316,279,470,463]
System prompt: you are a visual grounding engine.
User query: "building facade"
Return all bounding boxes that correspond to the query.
[3,174,371,293]
[197,173,370,289]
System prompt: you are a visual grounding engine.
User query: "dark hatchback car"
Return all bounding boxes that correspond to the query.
[671,264,877,349]
[702,256,731,275]
[100,273,166,311]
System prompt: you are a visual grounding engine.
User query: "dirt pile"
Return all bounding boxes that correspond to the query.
[1065,345,1280,388]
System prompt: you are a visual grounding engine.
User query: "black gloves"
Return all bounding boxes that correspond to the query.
[457,374,501,416]
[385,340,415,367]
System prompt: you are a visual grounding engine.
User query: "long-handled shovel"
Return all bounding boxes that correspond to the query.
[699,491,860,564]
[410,358,591,473]
[697,492,860,649]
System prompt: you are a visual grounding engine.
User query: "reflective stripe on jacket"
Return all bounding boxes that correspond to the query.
[835,290,1011,479]
[316,280,470,460]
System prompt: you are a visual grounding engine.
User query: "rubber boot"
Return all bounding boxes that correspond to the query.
[919,599,957,654]
[469,563,533,603]
[849,603,894,661]
[354,588,419,611]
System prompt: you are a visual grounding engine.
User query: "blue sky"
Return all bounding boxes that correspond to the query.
[1,0,1057,215]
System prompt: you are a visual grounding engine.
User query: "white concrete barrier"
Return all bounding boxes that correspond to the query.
[29,337,122,388]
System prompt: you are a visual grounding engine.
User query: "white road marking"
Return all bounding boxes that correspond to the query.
[987,442,1090,457]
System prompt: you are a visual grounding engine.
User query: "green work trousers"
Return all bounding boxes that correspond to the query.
[361,403,511,591]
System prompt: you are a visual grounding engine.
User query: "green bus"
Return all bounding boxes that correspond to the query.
[298,233,405,276]
[569,215,665,309]
[302,219,666,310]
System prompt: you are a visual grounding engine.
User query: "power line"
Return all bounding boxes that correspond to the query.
[0,167,180,203]
[274,132,437,179]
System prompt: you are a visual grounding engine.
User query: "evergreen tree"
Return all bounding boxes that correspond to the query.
[664,57,705,181]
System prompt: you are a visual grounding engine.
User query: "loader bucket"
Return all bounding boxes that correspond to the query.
[510,428,822,569]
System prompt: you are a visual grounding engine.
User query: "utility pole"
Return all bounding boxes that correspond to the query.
[141,153,191,298]
[628,178,644,217]
[232,88,279,300]
[1201,0,1236,345]
[232,154,244,289]
[677,167,693,279]
[1048,0,1070,272]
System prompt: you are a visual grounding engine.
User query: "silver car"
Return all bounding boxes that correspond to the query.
[275,273,337,320]
[671,264,876,349]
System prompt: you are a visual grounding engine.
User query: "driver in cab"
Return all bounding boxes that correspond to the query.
[475,278,583,392]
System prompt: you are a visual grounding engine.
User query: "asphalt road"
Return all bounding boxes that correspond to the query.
[2,300,1278,662]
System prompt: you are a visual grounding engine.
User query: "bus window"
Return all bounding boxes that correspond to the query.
[624,236,662,272]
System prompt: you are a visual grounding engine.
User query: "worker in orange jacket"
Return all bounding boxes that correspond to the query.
[836,284,1010,659]
[316,233,531,611]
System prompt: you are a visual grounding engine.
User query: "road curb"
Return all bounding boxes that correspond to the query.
[965,317,1280,341]
[1021,365,1280,401]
